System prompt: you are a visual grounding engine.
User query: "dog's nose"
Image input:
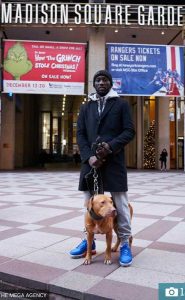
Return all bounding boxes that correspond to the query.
[109,208,117,217]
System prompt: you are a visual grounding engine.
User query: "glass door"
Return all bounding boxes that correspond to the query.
[41,113,63,156]
[41,112,51,153]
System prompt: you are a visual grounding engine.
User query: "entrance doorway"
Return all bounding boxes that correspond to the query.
[39,94,86,164]
[40,95,138,167]
[14,94,137,169]
[41,112,70,161]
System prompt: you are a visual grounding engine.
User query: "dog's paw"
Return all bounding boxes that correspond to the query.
[104,259,112,265]
[83,259,91,265]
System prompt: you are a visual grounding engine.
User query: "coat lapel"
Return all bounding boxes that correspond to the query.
[100,98,117,121]
[89,101,99,121]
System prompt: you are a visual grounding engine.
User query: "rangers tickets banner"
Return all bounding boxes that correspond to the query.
[108,44,184,97]
[3,40,85,95]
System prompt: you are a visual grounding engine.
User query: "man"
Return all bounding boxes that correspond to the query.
[70,70,135,266]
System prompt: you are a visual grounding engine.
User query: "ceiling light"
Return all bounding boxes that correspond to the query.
[161,31,165,35]
[69,28,73,31]
[115,29,118,33]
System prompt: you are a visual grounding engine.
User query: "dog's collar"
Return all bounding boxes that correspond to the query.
[88,208,104,221]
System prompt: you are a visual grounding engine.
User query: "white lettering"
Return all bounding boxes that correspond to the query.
[25,4,33,24]
[41,4,48,24]
[35,4,39,23]
[168,7,175,26]
[148,6,154,25]
[74,4,81,24]
[158,6,165,26]
[105,5,112,24]
[125,5,131,25]
[138,5,145,25]
[56,54,81,63]
[60,4,68,24]
[177,6,183,26]
[15,4,23,24]
[1,3,12,23]
[94,5,101,25]
[50,4,57,24]
[84,4,92,24]
[35,63,50,68]
[115,5,122,25]
[135,55,147,62]
[0,3,184,27]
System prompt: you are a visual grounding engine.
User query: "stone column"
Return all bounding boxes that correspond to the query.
[0,94,16,170]
[88,27,105,94]
[0,25,2,92]
[183,20,185,172]
[156,98,170,170]
[137,97,143,169]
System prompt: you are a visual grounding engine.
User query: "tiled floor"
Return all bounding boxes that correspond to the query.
[0,170,185,300]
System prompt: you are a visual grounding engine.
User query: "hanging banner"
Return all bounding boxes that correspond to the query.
[108,43,184,97]
[3,40,85,95]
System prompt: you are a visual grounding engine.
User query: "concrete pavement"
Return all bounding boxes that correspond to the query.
[0,169,185,300]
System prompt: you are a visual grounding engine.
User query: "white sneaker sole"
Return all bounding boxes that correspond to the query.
[119,260,132,267]
[70,250,96,259]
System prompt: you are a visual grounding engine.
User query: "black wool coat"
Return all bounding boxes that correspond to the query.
[77,97,135,192]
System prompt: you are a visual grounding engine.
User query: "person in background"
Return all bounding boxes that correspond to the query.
[160,148,168,171]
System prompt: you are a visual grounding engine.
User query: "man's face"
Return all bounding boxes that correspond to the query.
[94,75,112,96]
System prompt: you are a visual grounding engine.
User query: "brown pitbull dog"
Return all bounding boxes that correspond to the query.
[84,194,133,265]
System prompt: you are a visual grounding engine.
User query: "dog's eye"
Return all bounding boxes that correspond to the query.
[101,201,105,204]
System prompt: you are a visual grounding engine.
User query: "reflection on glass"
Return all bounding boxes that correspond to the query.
[52,118,58,154]
[41,112,50,151]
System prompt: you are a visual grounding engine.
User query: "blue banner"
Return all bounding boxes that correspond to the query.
[108,44,184,97]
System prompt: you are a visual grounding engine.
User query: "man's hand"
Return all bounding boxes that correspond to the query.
[96,142,112,160]
[88,156,103,168]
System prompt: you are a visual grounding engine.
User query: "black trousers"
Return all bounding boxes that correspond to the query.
[161,160,167,169]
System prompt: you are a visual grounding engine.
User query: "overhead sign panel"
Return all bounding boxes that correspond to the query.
[108,43,184,97]
[3,40,86,95]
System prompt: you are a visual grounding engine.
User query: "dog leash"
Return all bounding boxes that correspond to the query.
[86,168,104,221]
[93,168,99,195]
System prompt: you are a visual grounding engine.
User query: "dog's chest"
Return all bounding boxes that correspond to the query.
[93,224,104,234]
[92,220,113,234]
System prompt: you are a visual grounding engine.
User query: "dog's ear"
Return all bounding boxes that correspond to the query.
[87,196,94,211]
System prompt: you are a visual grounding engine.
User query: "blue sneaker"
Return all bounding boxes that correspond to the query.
[119,242,133,267]
[70,239,96,258]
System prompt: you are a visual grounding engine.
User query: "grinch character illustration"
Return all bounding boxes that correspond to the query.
[4,42,33,80]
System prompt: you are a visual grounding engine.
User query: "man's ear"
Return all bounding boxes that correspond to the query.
[88,196,94,211]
